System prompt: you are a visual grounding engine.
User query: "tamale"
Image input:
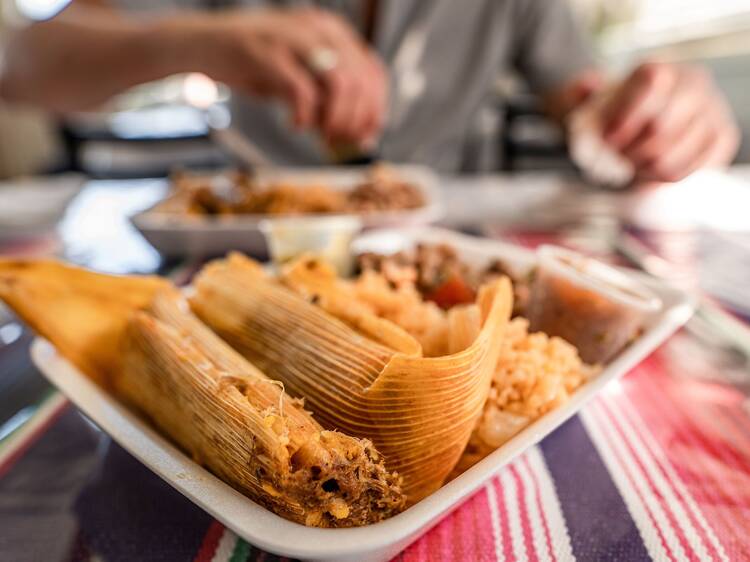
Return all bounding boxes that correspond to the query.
[190,253,513,502]
[0,259,405,527]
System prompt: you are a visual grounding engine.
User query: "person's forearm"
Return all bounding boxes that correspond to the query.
[0,5,206,112]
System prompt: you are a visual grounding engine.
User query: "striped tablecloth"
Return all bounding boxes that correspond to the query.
[1,180,749,561]
[1,331,748,562]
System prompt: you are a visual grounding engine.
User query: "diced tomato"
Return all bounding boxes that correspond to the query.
[424,275,476,309]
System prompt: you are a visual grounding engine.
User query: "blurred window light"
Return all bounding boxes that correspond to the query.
[629,169,750,231]
[597,0,750,51]
[633,0,750,34]
[14,0,70,21]
[108,105,208,139]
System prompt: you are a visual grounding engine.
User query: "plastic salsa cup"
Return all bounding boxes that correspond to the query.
[526,245,662,364]
[259,215,363,276]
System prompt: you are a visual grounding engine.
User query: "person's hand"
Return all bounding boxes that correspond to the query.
[187,7,387,148]
[601,62,740,183]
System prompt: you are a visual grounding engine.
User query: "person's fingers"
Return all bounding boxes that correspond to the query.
[636,111,714,182]
[236,7,388,144]
[362,54,388,144]
[704,94,742,167]
[345,91,371,144]
[266,47,320,129]
[685,101,741,171]
[603,63,677,150]
[336,55,387,146]
[360,92,386,147]
[319,67,358,141]
[303,8,387,144]
[697,122,741,169]
[321,49,377,142]
[621,81,699,166]
[325,56,378,143]
[324,60,371,143]
[610,63,742,183]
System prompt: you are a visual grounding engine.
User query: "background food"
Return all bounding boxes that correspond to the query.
[158,164,425,217]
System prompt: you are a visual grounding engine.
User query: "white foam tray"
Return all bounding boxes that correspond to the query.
[30,227,694,562]
[130,165,444,257]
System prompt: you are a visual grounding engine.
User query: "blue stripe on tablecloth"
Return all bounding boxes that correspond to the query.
[0,408,99,562]
[0,407,215,562]
[539,415,651,562]
[74,437,215,562]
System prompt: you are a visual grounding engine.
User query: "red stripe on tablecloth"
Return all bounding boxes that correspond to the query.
[193,520,225,562]
[628,366,750,560]
[417,529,429,561]
[509,464,539,562]
[438,508,454,561]
[401,529,426,562]
[713,406,750,452]
[398,488,498,561]
[473,486,500,561]
[629,362,750,559]
[398,496,455,560]
[0,398,69,480]
[587,401,680,562]
[632,360,750,533]
[425,512,443,560]
[611,392,726,562]
[492,475,516,561]
[452,490,472,561]
[521,454,557,562]
[646,352,750,483]
[597,399,701,562]
[632,375,748,559]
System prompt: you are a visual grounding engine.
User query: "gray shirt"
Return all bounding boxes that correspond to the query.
[120,0,595,171]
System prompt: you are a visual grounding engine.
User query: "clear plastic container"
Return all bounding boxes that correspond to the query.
[527,245,662,364]
[259,215,363,276]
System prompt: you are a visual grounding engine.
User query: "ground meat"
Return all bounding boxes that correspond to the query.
[479,259,535,318]
[357,245,536,315]
[358,244,470,292]
[347,179,424,211]
[346,164,425,212]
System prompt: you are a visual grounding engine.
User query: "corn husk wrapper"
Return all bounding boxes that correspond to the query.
[0,259,169,386]
[191,254,513,502]
[0,259,405,527]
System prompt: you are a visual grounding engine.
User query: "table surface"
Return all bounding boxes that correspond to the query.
[1,171,749,562]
